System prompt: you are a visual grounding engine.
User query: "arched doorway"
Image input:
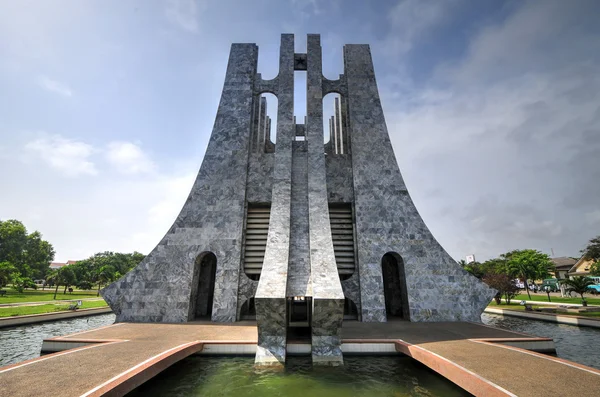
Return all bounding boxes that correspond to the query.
[189,252,217,321]
[381,252,409,320]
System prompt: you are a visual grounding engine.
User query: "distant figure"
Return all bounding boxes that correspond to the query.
[68,287,73,294]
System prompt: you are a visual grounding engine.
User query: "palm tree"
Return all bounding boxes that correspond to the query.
[561,277,595,305]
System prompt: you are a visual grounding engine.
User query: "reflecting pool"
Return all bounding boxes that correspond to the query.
[0,313,116,366]
[126,356,469,397]
[481,312,600,369]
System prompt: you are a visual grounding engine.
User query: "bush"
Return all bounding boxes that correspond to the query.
[77,281,93,290]
[482,273,521,304]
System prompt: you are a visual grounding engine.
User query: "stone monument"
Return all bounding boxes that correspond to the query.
[102,34,496,366]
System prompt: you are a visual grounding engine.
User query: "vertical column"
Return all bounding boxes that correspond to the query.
[332,104,339,154]
[340,95,350,154]
[254,34,295,366]
[334,97,343,154]
[250,96,261,153]
[257,96,267,153]
[306,34,345,365]
[261,99,269,152]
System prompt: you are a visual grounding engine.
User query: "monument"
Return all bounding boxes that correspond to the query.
[102,34,495,366]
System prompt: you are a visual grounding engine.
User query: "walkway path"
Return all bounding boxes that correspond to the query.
[1,321,599,397]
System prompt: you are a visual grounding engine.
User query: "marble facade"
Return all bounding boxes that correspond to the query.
[101,34,496,367]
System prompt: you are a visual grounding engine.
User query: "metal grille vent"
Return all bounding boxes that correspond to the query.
[243,204,270,280]
[329,204,355,280]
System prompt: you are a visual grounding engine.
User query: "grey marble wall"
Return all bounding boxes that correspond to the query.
[102,43,259,323]
[287,141,312,298]
[103,35,495,363]
[343,44,496,322]
[246,154,274,203]
[306,34,345,365]
[254,34,295,366]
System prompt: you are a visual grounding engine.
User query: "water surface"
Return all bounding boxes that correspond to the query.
[0,313,115,366]
[126,356,469,397]
[481,312,600,369]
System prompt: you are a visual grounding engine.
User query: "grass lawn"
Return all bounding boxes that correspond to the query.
[488,301,600,319]
[0,300,109,318]
[513,293,600,305]
[0,288,100,304]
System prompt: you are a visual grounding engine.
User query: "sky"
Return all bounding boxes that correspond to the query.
[1,0,599,263]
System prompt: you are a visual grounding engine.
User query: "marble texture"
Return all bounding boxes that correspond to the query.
[306,34,345,364]
[343,44,496,322]
[254,34,295,365]
[103,34,496,368]
[101,43,258,323]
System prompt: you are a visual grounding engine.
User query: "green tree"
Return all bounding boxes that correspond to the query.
[562,276,595,304]
[74,251,144,295]
[0,220,28,274]
[0,261,17,287]
[506,249,554,299]
[582,236,600,261]
[95,265,117,297]
[59,266,77,295]
[0,219,55,279]
[463,261,484,279]
[24,231,55,279]
[12,276,36,293]
[590,261,600,277]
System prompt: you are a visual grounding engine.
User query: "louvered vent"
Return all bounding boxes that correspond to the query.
[243,204,270,280]
[329,204,355,280]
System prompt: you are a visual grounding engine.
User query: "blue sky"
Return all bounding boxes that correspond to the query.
[1,0,599,262]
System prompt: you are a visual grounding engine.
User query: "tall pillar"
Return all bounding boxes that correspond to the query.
[334,97,344,154]
[254,34,295,366]
[257,96,267,153]
[306,34,345,365]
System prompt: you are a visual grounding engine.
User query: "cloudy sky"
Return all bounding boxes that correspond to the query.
[1,0,598,262]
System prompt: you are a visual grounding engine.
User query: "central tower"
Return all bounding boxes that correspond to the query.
[102,34,495,368]
[254,34,345,366]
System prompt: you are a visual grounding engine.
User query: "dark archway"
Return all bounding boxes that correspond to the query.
[189,252,217,321]
[343,297,358,321]
[240,297,256,320]
[381,252,410,320]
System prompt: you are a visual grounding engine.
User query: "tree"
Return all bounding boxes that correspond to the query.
[74,251,144,295]
[60,267,77,294]
[561,276,595,304]
[463,261,485,279]
[0,261,17,287]
[95,265,117,297]
[506,249,554,299]
[582,236,600,261]
[12,276,36,293]
[24,231,55,279]
[482,274,521,304]
[0,219,55,279]
[590,261,600,277]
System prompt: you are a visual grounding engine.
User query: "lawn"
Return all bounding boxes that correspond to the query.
[488,301,600,319]
[0,288,100,304]
[0,300,109,318]
[513,293,600,305]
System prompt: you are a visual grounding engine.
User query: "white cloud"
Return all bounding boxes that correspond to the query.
[105,141,155,174]
[586,210,600,225]
[165,0,201,33]
[383,0,450,55]
[24,134,97,177]
[381,1,600,261]
[37,76,73,97]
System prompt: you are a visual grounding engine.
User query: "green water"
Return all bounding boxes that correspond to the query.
[126,356,469,397]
